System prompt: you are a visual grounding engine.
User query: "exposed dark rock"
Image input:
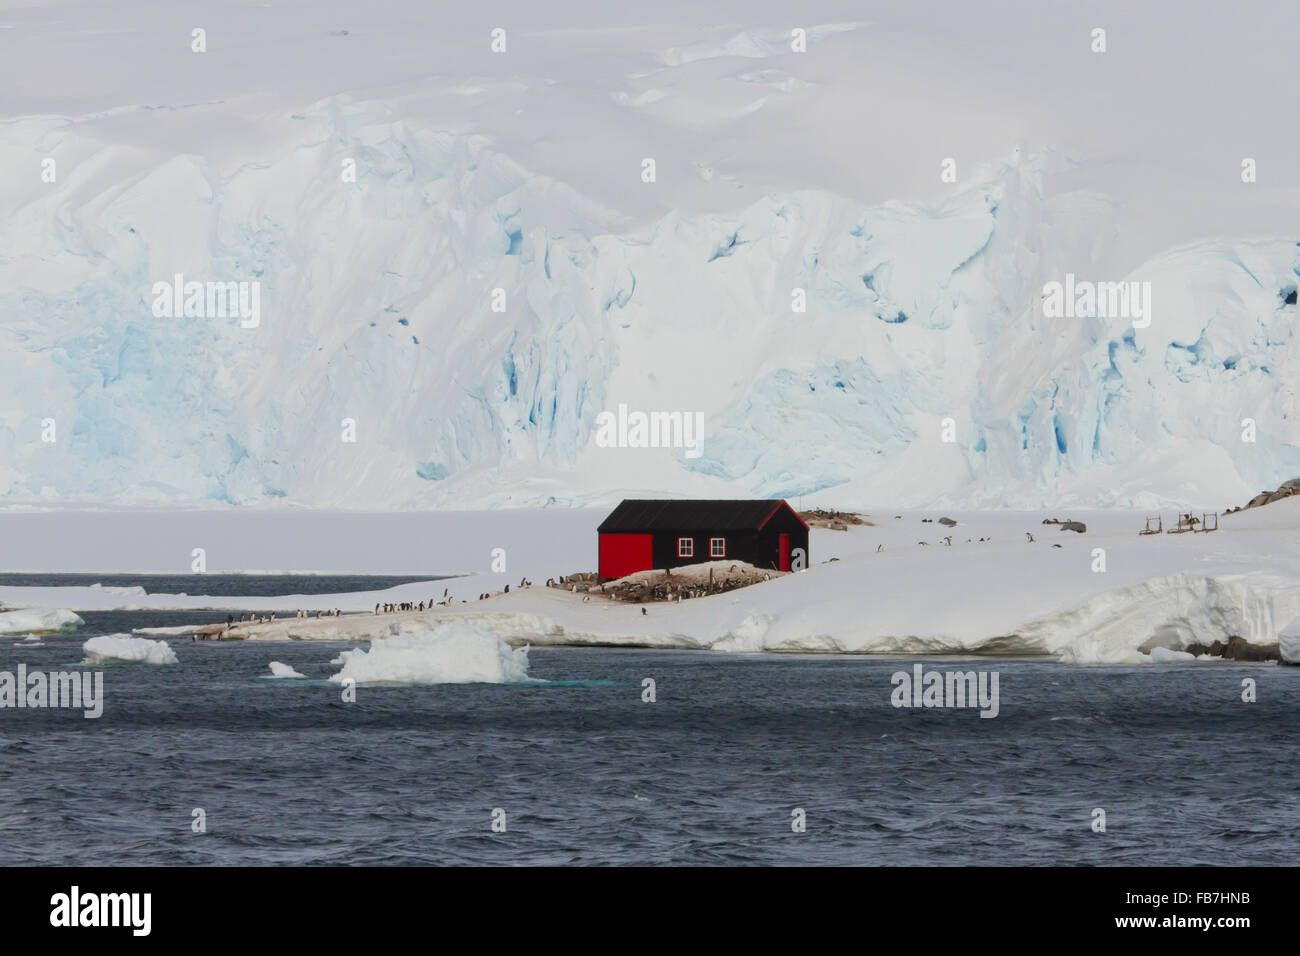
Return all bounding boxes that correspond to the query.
[1236,477,1300,513]
[1186,635,1280,662]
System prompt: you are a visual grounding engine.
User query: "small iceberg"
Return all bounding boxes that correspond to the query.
[1147,646,1198,664]
[265,661,307,679]
[82,634,178,665]
[328,622,533,685]
[0,608,83,634]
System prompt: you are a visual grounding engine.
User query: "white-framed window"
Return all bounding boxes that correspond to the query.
[710,537,726,558]
[677,537,693,557]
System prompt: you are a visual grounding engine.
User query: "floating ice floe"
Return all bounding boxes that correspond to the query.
[82,634,178,665]
[1146,646,1198,664]
[328,622,533,685]
[0,608,83,634]
[265,661,307,679]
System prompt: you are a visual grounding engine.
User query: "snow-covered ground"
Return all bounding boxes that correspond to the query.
[8,501,1300,664]
[1,2,1297,511]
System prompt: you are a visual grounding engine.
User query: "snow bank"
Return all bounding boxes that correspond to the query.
[327,623,533,685]
[82,635,178,665]
[0,608,82,634]
[266,661,307,679]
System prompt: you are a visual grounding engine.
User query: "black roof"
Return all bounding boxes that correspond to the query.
[598,499,803,533]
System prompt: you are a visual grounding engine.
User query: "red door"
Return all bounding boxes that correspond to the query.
[778,533,789,571]
[600,533,654,580]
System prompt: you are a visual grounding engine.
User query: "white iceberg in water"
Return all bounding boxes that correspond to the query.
[1147,646,1198,664]
[266,661,307,679]
[82,634,178,665]
[0,608,83,634]
[328,622,533,685]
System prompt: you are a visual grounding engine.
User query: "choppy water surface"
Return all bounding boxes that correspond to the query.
[1,590,1297,865]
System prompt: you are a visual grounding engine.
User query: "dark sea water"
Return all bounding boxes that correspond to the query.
[3,598,1298,866]
[0,572,446,597]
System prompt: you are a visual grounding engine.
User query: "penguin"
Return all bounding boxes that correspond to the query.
[641,607,647,616]
[877,544,883,552]
[1025,532,1034,543]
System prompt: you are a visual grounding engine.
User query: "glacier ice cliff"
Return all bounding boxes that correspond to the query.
[1,105,1297,510]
